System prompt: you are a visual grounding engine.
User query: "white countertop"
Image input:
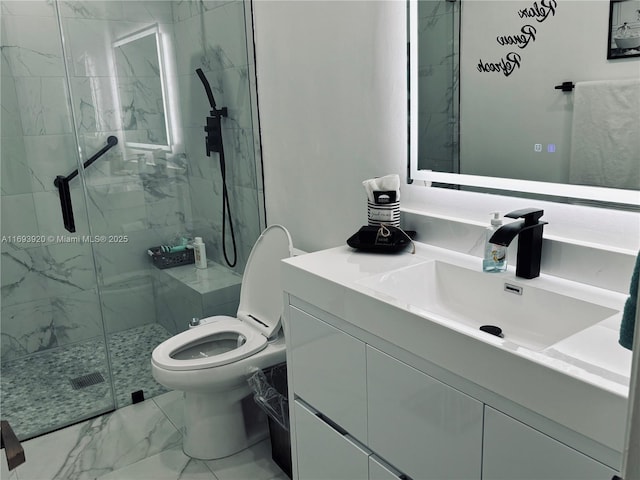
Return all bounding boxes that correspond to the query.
[282,242,632,453]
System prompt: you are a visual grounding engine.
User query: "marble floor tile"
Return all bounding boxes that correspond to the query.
[153,389,185,432]
[96,446,218,480]
[14,398,182,480]
[1,451,19,480]
[204,439,287,480]
[5,397,289,480]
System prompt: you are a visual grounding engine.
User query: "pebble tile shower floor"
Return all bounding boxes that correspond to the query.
[1,323,172,439]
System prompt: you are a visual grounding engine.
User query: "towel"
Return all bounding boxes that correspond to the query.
[569,79,640,190]
[362,174,401,203]
[620,251,640,350]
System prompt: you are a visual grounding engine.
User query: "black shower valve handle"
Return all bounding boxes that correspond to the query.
[210,106,228,118]
[204,115,224,156]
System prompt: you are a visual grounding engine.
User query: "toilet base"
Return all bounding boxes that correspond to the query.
[182,388,268,460]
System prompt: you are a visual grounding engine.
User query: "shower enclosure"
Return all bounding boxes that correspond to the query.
[1,0,265,440]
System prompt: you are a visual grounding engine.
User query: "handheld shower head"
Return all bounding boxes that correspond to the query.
[196,68,217,111]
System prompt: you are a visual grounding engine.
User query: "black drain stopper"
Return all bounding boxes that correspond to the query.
[479,325,504,338]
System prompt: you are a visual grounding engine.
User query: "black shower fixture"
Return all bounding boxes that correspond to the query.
[196,68,228,156]
[195,68,237,268]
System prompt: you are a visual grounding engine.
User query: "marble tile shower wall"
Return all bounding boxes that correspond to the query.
[58,1,192,337]
[173,0,263,275]
[417,0,458,173]
[1,0,263,363]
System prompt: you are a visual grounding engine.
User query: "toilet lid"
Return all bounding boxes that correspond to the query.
[151,317,267,371]
[237,225,293,339]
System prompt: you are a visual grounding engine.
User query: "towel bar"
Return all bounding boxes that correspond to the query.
[554,81,575,92]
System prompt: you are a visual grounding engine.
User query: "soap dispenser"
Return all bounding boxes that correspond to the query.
[483,212,507,273]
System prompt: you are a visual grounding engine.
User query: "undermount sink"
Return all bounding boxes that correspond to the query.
[356,260,619,351]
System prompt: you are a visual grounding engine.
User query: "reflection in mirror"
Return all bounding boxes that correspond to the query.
[408,0,640,209]
[411,0,460,177]
[113,25,172,151]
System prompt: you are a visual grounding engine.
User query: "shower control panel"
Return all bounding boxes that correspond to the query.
[205,108,228,156]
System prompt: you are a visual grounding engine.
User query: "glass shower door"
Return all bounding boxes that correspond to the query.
[56,0,179,409]
[0,0,116,440]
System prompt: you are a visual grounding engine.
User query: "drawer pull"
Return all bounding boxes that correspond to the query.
[316,413,348,436]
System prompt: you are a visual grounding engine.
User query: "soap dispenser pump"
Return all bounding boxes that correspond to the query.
[483,212,507,273]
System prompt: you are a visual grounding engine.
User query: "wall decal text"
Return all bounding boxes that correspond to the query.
[496,25,537,48]
[477,52,522,77]
[518,0,557,22]
[476,2,558,76]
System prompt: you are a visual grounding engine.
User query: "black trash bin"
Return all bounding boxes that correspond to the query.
[248,363,291,478]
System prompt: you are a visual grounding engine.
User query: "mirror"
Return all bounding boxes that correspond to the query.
[409,0,640,208]
[113,25,172,151]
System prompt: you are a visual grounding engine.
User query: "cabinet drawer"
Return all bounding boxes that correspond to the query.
[367,346,483,480]
[483,406,617,480]
[288,306,367,441]
[294,400,370,480]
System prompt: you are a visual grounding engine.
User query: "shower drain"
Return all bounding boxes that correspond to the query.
[69,372,105,390]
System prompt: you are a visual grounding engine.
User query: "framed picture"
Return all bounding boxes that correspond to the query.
[607,0,640,59]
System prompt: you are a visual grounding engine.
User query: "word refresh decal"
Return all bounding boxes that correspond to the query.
[477,52,522,77]
[476,0,557,77]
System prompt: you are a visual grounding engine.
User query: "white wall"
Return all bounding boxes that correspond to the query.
[253,0,406,253]
[253,0,639,283]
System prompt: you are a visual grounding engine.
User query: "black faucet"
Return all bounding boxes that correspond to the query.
[489,208,547,279]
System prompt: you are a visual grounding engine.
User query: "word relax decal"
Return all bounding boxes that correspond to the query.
[517,0,557,23]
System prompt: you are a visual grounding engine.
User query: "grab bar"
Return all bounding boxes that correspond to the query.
[54,136,118,232]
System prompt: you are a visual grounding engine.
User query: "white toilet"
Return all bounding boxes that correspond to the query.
[151,225,293,460]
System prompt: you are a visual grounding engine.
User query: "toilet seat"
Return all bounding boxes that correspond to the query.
[152,317,267,371]
[235,224,293,339]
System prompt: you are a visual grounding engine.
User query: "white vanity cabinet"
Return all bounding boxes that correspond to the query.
[286,301,620,480]
[367,346,483,480]
[482,406,617,480]
[283,247,625,480]
[294,400,370,480]
[288,306,367,442]
[288,304,480,480]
